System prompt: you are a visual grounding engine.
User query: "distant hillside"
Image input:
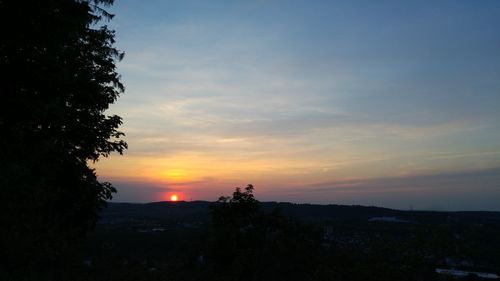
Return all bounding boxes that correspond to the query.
[99,201,212,224]
[100,201,500,225]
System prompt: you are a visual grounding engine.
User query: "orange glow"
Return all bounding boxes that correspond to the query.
[170,194,179,201]
[162,169,187,181]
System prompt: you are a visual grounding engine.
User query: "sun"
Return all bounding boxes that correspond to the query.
[170,194,179,202]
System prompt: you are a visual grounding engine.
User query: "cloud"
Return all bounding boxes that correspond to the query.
[107,179,172,203]
[280,168,500,211]
[96,0,500,211]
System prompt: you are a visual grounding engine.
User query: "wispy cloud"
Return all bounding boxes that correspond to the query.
[96,0,500,210]
[261,168,500,211]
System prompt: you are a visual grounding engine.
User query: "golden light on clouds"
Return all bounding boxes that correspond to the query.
[85,0,500,211]
[161,169,188,181]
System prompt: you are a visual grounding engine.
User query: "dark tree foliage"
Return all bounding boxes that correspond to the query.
[211,184,260,228]
[0,0,126,275]
[208,185,325,281]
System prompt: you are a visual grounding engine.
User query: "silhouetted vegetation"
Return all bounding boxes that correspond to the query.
[70,187,500,280]
[2,1,499,280]
[0,0,125,278]
[205,185,323,280]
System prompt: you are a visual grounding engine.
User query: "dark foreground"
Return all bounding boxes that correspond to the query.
[74,201,500,281]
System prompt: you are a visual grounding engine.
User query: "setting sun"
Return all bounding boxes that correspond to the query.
[170,194,179,201]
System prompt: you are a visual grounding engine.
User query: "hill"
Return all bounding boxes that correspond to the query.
[100,201,500,225]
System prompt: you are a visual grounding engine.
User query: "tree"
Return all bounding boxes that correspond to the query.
[0,0,126,274]
[211,184,260,228]
[208,185,325,281]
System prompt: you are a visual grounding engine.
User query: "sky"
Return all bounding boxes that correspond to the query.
[94,0,500,211]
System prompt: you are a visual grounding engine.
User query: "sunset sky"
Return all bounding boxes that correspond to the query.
[95,0,500,211]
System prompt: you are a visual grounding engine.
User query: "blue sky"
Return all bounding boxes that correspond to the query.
[95,0,500,210]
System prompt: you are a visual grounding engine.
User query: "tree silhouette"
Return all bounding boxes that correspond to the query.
[208,185,324,281]
[0,0,126,274]
[211,184,260,228]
